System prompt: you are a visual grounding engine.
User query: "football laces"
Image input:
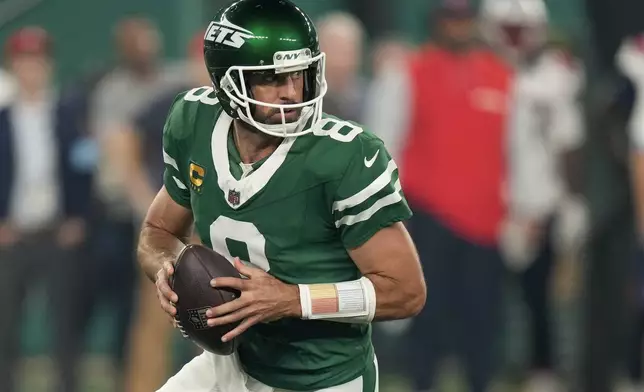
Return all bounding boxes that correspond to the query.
[174,314,189,338]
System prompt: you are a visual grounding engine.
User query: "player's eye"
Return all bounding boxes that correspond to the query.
[250,72,278,85]
[248,70,303,87]
[262,74,279,84]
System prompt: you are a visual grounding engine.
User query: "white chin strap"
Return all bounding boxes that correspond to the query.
[236,104,316,137]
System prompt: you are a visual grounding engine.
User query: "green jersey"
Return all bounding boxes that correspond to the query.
[162,86,412,391]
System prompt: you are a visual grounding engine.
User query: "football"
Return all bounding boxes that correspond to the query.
[170,244,241,355]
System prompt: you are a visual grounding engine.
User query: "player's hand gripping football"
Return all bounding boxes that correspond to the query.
[155,261,179,326]
[206,257,300,342]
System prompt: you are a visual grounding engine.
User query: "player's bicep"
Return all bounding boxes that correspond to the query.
[349,222,426,319]
[348,222,421,279]
[332,141,412,249]
[144,186,194,240]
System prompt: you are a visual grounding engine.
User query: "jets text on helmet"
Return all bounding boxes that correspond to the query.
[204,20,255,48]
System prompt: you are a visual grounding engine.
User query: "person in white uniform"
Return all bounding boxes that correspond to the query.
[481,1,588,391]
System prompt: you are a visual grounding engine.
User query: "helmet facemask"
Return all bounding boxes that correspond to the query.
[218,50,327,137]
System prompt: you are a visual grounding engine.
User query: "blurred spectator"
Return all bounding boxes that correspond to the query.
[362,36,413,160]
[123,31,208,392]
[0,67,16,106]
[121,33,209,207]
[481,0,588,391]
[61,67,115,144]
[619,35,644,244]
[87,16,185,391]
[92,16,184,219]
[0,26,91,392]
[317,11,368,123]
[617,34,644,392]
[365,1,513,391]
[370,35,413,77]
[581,2,644,389]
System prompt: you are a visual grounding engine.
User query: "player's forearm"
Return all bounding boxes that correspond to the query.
[137,223,187,282]
[367,273,426,321]
[138,187,194,282]
[297,272,426,324]
[299,223,427,323]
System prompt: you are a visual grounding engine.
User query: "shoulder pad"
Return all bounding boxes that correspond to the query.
[311,116,382,147]
[165,86,221,140]
[307,116,386,174]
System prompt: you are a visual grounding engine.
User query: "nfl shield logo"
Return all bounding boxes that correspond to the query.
[187,307,209,330]
[228,189,241,206]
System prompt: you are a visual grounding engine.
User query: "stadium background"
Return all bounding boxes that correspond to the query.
[0,0,639,391]
[0,0,586,84]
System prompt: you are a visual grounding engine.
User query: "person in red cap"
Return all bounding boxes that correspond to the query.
[3,27,53,100]
[121,30,210,392]
[0,26,91,392]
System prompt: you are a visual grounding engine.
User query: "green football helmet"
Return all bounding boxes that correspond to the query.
[204,0,327,137]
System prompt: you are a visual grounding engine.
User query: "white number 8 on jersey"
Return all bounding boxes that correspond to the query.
[209,216,270,272]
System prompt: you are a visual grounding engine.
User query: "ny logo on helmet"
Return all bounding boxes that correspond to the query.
[273,49,312,71]
[205,20,255,48]
[276,53,300,61]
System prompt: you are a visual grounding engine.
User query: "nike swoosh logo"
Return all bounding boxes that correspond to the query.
[364,150,380,168]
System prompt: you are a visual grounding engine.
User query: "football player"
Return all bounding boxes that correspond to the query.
[137,0,426,391]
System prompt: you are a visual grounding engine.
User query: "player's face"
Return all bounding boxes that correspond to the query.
[248,70,305,124]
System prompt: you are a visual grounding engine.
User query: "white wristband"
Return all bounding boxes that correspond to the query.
[298,283,312,319]
[298,277,377,323]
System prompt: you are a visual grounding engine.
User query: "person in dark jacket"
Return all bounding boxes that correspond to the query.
[0,27,92,392]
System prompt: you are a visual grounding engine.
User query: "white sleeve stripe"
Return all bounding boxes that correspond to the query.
[173,176,188,190]
[163,149,179,171]
[332,160,398,212]
[335,179,402,228]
